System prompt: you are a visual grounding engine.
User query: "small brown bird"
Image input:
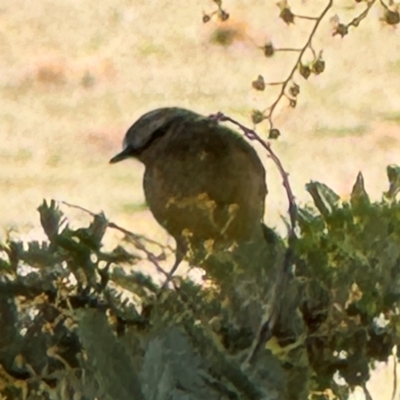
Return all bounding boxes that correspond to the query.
[110,107,267,277]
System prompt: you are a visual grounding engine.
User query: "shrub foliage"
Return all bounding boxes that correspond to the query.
[0,166,400,399]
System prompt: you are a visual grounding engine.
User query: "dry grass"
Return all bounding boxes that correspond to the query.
[1,1,400,396]
[1,1,400,231]
[1,1,399,233]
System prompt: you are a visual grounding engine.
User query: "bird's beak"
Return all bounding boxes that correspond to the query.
[109,146,134,164]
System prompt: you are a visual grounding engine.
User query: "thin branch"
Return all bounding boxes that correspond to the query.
[293,14,319,21]
[347,0,377,29]
[209,112,297,365]
[60,200,170,278]
[60,201,167,248]
[309,43,317,58]
[266,81,286,86]
[108,223,169,278]
[209,113,297,232]
[379,0,390,11]
[274,47,303,52]
[263,0,333,125]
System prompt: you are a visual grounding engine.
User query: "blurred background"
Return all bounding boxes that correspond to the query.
[1,0,400,397]
[1,0,400,235]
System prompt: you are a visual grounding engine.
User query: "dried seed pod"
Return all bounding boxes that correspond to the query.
[333,23,349,37]
[251,110,265,124]
[312,57,325,75]
[299,64,311,80]
[269,128,280,139]
[263,42,274,57]
[280,7,295,24]
[289,82,300,97]
[252,75,265,91]
[203,14,211,23]
[384,9,400,25]
[220,9,230,21]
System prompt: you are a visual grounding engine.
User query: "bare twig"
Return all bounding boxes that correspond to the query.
[60,201,168,248]
[60,200,170,278]
[379,0,390,11]
[209,112,297,365]
[264,81,286,86]
[206,0,380,131]
[209,113,297,232]
[347,0,377,29]
[109,223,170,278]
[274,48,302,52]
[293,14,319,21]
[261,0,378,128]
[262,0,333,127]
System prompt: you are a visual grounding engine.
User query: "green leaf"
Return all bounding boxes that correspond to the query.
[297,207,316,225]
[20,240,59,268]
[351,172,370,211]
[37,199,67,241]
[306,181,340,218]
[0,258,11,272]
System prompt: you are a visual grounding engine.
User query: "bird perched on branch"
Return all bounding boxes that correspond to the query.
[110,107,268,277]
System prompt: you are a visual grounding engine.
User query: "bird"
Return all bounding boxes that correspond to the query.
[110,107,268,280]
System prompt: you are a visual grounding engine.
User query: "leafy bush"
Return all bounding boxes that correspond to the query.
[1,166,400,399]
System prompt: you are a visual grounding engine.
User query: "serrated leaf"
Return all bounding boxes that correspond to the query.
[68,213,108,252]
[37,199,67,241]
[306,181,340,218]
[20,241,59,267]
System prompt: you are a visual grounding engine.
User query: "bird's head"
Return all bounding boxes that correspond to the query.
[109,107,197,164]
